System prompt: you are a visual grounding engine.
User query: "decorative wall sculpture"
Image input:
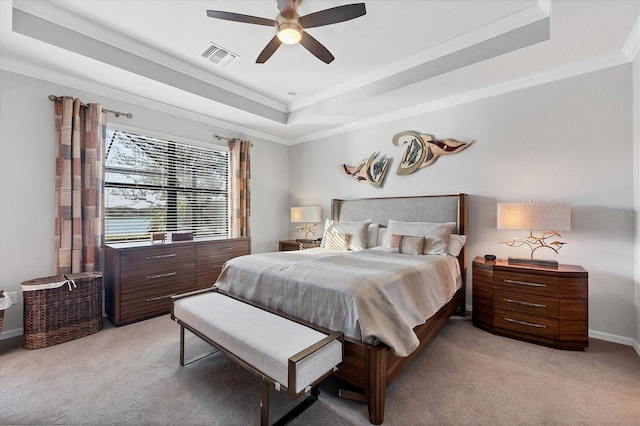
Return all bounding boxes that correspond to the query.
[392,131,472,175]
[342,152,390,188]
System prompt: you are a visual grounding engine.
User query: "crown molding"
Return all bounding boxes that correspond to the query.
[623,16,640,61]
[1,45,630,147]
[287,0,551,112]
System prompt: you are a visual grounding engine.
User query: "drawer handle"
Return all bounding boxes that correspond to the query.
[503,279,546,288]
[147,272,177,279]
[504,298,547,308]
[504,317,546,328]
[146,293,177,302]
[218,247,234,252]
[146,253,177,260]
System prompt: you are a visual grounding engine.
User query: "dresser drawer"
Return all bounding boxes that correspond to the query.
[196,239,250,289]
[494,270,559,298]
[197,240,249,265]
[494,307,559,340]
[120,279,194,321]
[494,289,559,318]
[120,264,195,294]
[120,246,195,274]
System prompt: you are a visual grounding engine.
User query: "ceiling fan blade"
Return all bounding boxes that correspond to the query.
[256,36,283,63]
[276,0,296,20]
[299,32,334,64]
[206,10,275,27]
[299,3,366,29]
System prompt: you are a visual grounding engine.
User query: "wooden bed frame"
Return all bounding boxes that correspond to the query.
[329,194,468,424]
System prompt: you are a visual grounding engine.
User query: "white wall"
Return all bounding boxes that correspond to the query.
[633,51,640,350]
[0,70,290,334]
[290,64,636,343]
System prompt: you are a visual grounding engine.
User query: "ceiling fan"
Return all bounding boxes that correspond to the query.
[206,0,366,64]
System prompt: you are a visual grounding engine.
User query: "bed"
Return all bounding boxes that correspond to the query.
[217,194,468,424]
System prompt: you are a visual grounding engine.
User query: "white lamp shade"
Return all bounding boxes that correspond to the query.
[290,206,321,223]
[497,202,571,231]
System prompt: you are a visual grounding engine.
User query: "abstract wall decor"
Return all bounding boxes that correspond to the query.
[342,152,391,188]
[392,131,472,175]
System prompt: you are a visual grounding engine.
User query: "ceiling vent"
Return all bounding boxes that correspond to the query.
[200,42,238,67]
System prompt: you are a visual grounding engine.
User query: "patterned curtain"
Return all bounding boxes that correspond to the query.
[229,139,251,238]
[54,97,106,274]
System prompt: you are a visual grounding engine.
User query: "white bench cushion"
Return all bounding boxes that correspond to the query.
[173,292,342,393]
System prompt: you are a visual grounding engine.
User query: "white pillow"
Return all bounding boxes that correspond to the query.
[378,227,387,247]
[366,223,380,248]
[382,220,456,255]
[447,234,467,257]
[324,229,352,252]
[321,219,370,251]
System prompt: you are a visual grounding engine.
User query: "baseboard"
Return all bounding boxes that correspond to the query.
[589,330,640,356]
[0,327,23,340]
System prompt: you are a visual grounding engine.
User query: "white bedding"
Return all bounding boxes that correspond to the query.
[215,247,461,357]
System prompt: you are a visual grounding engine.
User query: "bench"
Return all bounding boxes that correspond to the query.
[171,288,343,426]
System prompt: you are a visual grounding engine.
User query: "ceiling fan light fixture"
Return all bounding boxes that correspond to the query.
[206,2,367,63]
[277,23,302,44]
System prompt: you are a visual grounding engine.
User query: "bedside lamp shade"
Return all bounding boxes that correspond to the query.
[497,202,571,231]
[290,206,321,223]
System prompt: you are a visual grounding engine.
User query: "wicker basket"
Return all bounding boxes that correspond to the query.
[22,272,103,350]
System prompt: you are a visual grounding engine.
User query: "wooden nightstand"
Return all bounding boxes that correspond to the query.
[279,240,321,251]
[472,256,588,351]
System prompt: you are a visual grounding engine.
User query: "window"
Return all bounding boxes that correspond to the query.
[104,128,229,242]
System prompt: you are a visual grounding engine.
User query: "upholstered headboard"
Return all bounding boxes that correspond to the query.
[331,194,468,235]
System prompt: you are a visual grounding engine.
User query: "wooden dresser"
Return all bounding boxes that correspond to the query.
[105,237,250,326]
[472,256,588,350]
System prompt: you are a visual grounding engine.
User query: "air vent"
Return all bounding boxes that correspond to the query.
[200,42,238,67]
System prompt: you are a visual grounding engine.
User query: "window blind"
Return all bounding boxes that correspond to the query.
[105,128,229,242]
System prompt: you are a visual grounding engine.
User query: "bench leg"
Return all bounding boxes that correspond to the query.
[260,381,270,426]
[180,324,185,366]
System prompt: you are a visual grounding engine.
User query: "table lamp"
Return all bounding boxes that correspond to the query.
[497,202,571,267]
[290,206,321,243]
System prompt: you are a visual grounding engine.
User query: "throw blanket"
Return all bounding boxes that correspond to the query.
[216,248,461,357]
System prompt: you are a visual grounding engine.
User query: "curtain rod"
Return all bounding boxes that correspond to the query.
[213,134,253,146]
[49,95,133,119]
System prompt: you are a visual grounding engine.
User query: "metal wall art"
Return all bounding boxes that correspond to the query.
[342,152,391,188]
[392,131,472,175]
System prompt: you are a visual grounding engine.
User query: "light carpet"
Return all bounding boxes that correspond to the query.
[1,315,638,425]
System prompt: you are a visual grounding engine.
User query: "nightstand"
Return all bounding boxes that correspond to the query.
[472,256,588,351]
[279,240,321,251]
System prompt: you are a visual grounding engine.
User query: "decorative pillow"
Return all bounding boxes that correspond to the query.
[382,220,456,255]
[366,223,380,248]
[378,227,387,247]
[447,234,467,257]
[388,234,425,255]
[324,229,352,252]
[320,219,370,251]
